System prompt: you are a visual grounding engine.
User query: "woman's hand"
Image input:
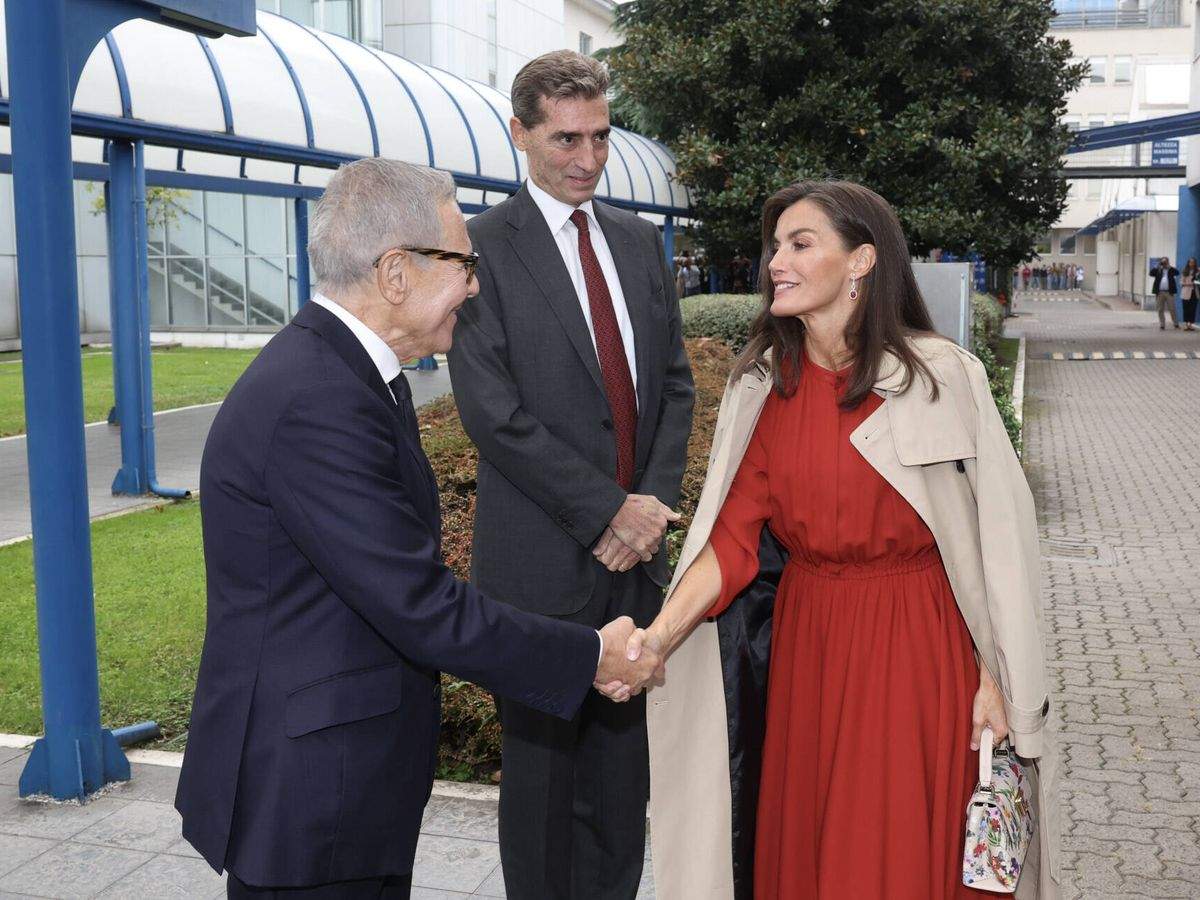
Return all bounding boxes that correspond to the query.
[970,666,1009,751]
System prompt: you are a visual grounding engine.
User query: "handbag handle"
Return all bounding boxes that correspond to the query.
[979,725,994,788]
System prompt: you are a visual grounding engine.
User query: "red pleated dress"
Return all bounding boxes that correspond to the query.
[707,354,980,899]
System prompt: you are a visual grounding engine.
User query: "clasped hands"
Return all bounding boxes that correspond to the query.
[593,616,666,702]
[592,494,681,573]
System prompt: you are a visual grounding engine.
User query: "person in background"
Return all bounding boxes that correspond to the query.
[1075,263,1085,291]
[683,257,702,297]
[1180,258,1198,331]
[1022,264,1031,290]
[1150,256,1179,330]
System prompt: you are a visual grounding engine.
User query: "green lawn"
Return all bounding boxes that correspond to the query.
[0,500,206,746]
[0,347,259,437]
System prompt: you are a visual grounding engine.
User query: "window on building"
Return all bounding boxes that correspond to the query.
[579,32,593,55]
[279,0,317,27]
[1035,233,1052,254]
[1113,56,1132,83]
[1083,234,1097,255]
[1088,56,1107,84]
[1064,115,1081,132]
[1060,233,1078,255]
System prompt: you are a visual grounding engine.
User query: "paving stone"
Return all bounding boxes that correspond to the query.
[72,798,185,852]
[0,794,127,842]
[95,853,225,898]
[0,840,152,899]
[0,833,55,877]
[421,798,498,844]
[411,834,501,894]
[106,763,183,805]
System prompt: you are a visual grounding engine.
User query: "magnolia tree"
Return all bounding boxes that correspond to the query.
[605,0,1086,269]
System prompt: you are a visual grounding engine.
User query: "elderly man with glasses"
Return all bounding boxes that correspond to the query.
[175,158,661,900]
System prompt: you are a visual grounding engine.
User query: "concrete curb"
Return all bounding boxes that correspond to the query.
[1013,335,1026,427]
[0,732,502,803]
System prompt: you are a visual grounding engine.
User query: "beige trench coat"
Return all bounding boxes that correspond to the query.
[647,334,1061,899]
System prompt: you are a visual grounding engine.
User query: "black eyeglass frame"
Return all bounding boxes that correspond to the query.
[373,246,480,281]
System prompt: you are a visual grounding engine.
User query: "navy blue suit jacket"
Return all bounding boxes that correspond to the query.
[175,301,598,887]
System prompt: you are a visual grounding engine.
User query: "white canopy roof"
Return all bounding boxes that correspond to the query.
[0,8,691,217]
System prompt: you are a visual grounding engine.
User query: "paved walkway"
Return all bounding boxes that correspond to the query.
[0,743,655,898]
[1009,290,1200,899]
[0,367,453,544]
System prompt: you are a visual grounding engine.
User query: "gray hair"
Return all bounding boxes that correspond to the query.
[308,158,457,292]
[511,50,609,129]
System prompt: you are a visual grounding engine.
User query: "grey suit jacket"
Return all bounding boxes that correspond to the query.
[449,185,695,616]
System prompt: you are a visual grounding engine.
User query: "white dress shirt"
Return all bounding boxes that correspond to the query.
[311,293,402,402]
[526,178,639,396]
[312,292,605,665]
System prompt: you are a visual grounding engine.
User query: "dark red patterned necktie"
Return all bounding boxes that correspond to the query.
[570,209,637,490]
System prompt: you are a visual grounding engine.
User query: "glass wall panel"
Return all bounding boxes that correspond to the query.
[288,257,300,317]
[148,264,169,327]
[280,0,317,26]
[0,258,18,340]
[0,175,15,256]
[360,0,383,48]
[246,195,286,256]
[205,192,246,256]
[167,190,205,257]
[324,0,355,39]
[248,257,288,326]
[168,258,207,325]
[147,190,168,255]
[74,183,108,256]
[206,256,248,325]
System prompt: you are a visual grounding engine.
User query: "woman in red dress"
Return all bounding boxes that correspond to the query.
[627,182,1057,898]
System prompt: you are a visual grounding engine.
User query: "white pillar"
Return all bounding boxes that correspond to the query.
[1095,237,1119,296]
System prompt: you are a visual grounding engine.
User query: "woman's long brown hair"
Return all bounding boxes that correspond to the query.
[735,180,940,408]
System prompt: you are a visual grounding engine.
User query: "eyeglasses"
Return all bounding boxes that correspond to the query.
[373,246,480,282]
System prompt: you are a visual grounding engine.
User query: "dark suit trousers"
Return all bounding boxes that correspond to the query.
[227,873,412,899]
[497,567,660,900]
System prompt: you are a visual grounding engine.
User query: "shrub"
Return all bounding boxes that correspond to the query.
[421,337,737,782]
[679,293,761,352]
[970,292,1022,455]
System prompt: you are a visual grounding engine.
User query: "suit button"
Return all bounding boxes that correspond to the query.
[601,419,613,431]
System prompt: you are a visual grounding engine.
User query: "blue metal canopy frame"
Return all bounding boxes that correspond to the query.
[6,0,257,803]
[1068,110,1200,154]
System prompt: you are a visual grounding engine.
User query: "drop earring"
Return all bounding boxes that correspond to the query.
[849,277,859,301]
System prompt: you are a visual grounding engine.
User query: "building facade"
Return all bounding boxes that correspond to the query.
[1039,0,1191,302]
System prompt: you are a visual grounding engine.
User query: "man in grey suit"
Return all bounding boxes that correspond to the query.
[448,51,694,899]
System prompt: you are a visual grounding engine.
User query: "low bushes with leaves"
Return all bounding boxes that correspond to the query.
[969,292,1022,454]
[679,293,761,353]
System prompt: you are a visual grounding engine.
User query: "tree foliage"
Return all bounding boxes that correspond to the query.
[606,0,1085,267]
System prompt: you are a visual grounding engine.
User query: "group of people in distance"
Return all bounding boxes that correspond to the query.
[1018,262,1083,292]
[174,50,1059,900]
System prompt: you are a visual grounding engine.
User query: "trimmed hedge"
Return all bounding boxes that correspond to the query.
[679,293,761,353]
[969,292,1022,454]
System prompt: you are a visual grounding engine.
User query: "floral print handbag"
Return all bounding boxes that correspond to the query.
[962,726,1035,893]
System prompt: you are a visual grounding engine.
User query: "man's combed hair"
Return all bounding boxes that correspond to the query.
[308,158,456,292]
[511,50,609,128]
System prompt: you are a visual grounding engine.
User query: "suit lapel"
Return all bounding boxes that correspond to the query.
[505,187,606,395]
[292,302,396,412]
[292,303,440,527]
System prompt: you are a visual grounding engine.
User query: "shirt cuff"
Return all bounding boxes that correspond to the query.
[596,630,604,669]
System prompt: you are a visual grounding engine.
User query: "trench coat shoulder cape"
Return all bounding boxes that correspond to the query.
[646,333,1061,900]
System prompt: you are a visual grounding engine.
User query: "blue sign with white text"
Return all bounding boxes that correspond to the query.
[1152,140,1180,167]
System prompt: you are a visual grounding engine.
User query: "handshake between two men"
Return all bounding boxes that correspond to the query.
[591,492,682,702]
